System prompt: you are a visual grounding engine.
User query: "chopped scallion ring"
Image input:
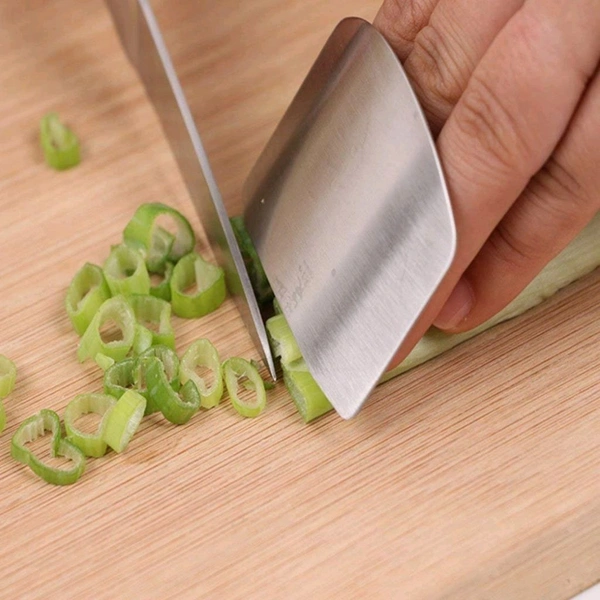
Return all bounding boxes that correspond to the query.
[11,409,86,485]
[123,203,195,273]
[282,366,332,423]
[149,262,174,302]
[126,294,175,350]
[39,112,81,171]
[266,314,302,366]
[0,355,17,400]
[136,346,180,415]
[144,356,200,424]
[103,244,150,297]
[77,296,136,363]
[101,390,146,453]
[170,252,226,318]
[223,357,266,418]
[65,263,111,336]
[64,393,116,457]
[104,358,139,400]
[179,339,223,409]
[133,323,154,355]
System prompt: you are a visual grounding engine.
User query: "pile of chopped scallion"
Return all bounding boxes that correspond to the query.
[8,203,292,486]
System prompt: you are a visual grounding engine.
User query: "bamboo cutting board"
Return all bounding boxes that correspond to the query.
[1,1,599,598]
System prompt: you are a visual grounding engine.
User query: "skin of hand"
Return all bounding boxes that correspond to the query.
[377,0,600,370]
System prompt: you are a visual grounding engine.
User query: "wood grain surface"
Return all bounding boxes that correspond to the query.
[1,1,599,599]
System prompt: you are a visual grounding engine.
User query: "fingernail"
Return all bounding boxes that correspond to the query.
[434,279,474,330]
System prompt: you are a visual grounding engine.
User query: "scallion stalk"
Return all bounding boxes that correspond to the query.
[126,294,175,350]
[265,314,302,366]
[0,355,17,434]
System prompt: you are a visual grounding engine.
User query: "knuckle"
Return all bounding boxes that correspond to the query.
[487,221,543,272]
[456,75,533,179]
[376,0,435,54]
[409,22,466,114]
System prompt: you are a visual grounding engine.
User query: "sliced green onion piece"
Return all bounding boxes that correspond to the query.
[104,358,139,398]
[126,294,175,350]
[230,216,273,305]
[137,345,180,415]
[266,314,302,366]
[39,112,81,171]
[64,393,116,457]
[103,244,150,297]
[144,356,200,424]
[77,296,136,363]
[0,355,17,399]
[95,353,115,372]
[149,262,174,302]
[179,339,223,409]
[0,403,5,436]
[11,409,86,485]
[223,357,266,418]
[123,203,195,272]
[250,358,275,390]
[101,390,146,453]
[65,263,111,336]
[133,323,154,355]
[282,365,333,423]
[170,252,226,318]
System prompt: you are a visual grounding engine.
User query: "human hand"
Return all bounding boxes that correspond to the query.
[375,0,600,367]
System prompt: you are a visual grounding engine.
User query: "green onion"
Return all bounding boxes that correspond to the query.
[137,345,181,415]
[126,294,175,350]
[230,216,273,305]
[223,357,266,418]
[77,296,136,364]
[104,358,139,399]
[282,365,333,423]
[170,252,226,318]
[133,323,154,355]
[144,356,200,424]
[179,339,223,409]
[0,355,17,434]
[103,244,150,297]
[123,203,195,273]
[11,409,86,485]
[265,314,302,366]
[64,393,116,457]
[39,112,81,171]
[149,261,174,302]
[101,390,146,453]
[65,263,111,336]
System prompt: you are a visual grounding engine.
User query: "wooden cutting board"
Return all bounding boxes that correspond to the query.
[1,1,599,598]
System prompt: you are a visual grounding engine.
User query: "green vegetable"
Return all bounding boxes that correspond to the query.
[101,390,146,453]
[223,357,266,418]
[144,356,200,424]
[103,244,151,296]
[179,339,223,409]
[104,358,139,400]
[265,314,302,366]
[230,216,273,305]
[149,261,174,301]
[77,296,136,364]
[11,409,86,485]
[282,364,333,423]
[64,393,116,457]
[126,294,175,350]
[123,203,195,273]
[65,263,111,336]
[0,355,17,434]
[170,252,226,318]
[39,112,80,170]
